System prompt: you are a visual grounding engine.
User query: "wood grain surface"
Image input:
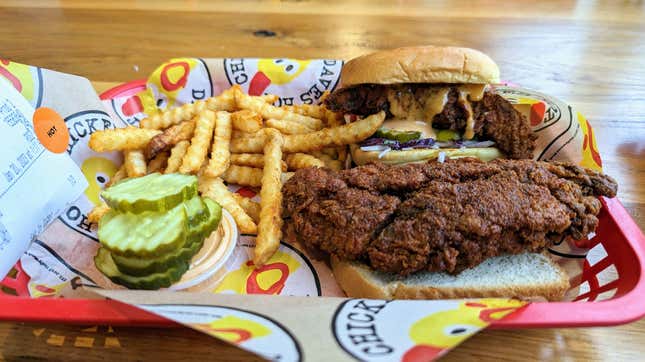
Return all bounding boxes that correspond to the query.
[1,1,645,361]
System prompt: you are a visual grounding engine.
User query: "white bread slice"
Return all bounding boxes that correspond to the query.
[331,252,569,301]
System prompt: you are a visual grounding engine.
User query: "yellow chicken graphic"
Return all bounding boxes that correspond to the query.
[577,112,602,171]
[28,281,68,298]
[81,156,118,206]
[512,97,547,127]
[402,299,526,362]
[0,59,35,102]
[141,58,202,112]
[192,315,271,344]
[214,250,301,295]
[248,58,311,95]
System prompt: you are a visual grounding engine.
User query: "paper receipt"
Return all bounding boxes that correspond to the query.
[0,79,87,279]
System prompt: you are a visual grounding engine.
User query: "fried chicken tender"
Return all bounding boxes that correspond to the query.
[282,158,617,276]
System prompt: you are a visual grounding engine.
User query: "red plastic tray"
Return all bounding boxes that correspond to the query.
[1,81,645,328]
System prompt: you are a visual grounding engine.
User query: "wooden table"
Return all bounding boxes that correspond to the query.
[1,1,644,360]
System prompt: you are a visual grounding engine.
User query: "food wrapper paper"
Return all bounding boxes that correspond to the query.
[0,57,607,361]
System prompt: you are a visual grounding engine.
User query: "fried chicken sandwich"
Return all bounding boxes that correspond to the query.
[324,46,536,164]
[282,159,618,301]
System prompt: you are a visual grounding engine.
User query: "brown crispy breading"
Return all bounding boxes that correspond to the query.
[282,159,617,275]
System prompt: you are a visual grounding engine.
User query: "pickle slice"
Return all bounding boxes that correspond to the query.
[112,198,222,276]
[98,203,187,257]
[202,198,223,238]
[374,128,421,143]
[94,248,188,290]
[436,129,461,142]
[184,195,209,229]
[111,233,204,276]
[101,172,197,213]
[184,198,222,247]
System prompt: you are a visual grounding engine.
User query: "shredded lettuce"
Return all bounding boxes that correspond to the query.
[360,137,494,150]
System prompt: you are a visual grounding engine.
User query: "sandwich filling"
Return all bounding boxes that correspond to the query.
[325,84,536,159]
[282,159,617,276]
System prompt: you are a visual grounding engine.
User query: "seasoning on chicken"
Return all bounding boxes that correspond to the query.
[282,159,617,276]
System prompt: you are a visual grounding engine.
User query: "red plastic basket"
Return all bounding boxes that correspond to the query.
[1,82,644,328]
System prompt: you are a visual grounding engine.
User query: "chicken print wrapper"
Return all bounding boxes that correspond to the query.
[0,57,609,362]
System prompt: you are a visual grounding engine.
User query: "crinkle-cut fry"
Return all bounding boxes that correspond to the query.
[124,150,147,177]
[107,165,127,187]
[179,110,216,174]
[139,87,236,129]
[140,100,208,130]
[231,110,263,133]
[260,94,279,104]
[310,150,325,159]
[234,87,324,130]
[205,111,233,178]
[231,153,264,168]
[222,163,292,187]
[232,130,260,139]
[198,176,257,234]
[89,127,161,152]
[147,151,169,173]
[145,120,195,159]
[221,165,263,187]
[88,202,110,224]
[285,153,325,169]
[254,128,284,265]
[336,146,348,163]
[206,86,236,112]
[319,90,331,104]
[321,147,338,159]
[245,94,277,105]
[231,193,261,224]
[327,160,343,171]
[231,153,287,171]
[230,132,266,153]
[265,119,316,135]
[196,157,210,177]
[165,140,190,174]
[283,111,385,153]
[317,153,343,171]
[281,104,326,120]
[324,108,343,127]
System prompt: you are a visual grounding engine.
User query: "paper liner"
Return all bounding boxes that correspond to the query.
[0,58,607,361]
[93,288,526,362]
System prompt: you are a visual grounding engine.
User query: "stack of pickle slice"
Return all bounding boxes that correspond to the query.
[94,173,222,290]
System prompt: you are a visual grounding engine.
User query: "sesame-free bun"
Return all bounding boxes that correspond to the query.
[340,45,500,88]
[331,253,569,301]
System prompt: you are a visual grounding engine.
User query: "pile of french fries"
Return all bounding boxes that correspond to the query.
[88,85,385,265]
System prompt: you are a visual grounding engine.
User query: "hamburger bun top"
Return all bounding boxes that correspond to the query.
[340,46,500,88]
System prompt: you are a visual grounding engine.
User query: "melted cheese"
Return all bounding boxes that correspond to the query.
[458,92,475,140]
[387,88,423,120]
[385,84,487,140]
[422,87,450,130]
[459,84,486,101]
[382,119,436,139]
[457,84,486,140]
